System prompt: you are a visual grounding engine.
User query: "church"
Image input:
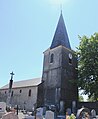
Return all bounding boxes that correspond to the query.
[0,12,78,112]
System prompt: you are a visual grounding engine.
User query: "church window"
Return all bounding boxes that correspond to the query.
[69,58,72,64]
[69,53,72,64]
[28,89,31,97]
[20,90,22,93]
[11,91,14,97]
[50,53,54,63]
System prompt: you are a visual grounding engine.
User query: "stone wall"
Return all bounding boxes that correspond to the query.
[42,45,78,111]
[0,86,38,111]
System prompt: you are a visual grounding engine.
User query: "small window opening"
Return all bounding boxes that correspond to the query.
[69,58,72,64]
[20,90,22,93]
[50,54,54,63]
[11,91,14,97]
[28,89,31,97]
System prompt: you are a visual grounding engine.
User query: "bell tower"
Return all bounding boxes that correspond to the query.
[41,12,78,112]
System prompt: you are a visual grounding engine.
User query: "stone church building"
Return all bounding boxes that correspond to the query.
[0,12,78,112]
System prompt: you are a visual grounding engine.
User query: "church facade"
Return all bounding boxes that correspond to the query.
[38,12,78,112]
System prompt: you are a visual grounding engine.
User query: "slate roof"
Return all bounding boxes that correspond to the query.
[0,78,41,89]
[50,12,71,49]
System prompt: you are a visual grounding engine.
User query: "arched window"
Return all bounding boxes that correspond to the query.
[69,58,72,64]
[28,89,31,97]
[11,91,14,97]
[20,90,22,93]
[69,53,72,64]
[50,53,54,63]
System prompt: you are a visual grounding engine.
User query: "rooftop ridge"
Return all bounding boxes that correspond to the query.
[0,78,41,89]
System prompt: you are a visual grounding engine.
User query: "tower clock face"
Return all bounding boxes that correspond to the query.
[69,53,72,59]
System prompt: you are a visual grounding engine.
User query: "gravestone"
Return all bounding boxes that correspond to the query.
[36,107,44,119]
[59,101,64,114]
[72,101,76,114]
[36,107,43,116]
[45,110,54,119]
[36,115,43,119]
[91,109,96,118]
[0,102,6,111]
[0,102,6,118]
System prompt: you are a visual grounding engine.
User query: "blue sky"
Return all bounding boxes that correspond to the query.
[0,0,98,88]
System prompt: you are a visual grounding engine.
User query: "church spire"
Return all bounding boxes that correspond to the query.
[50,12,71,49]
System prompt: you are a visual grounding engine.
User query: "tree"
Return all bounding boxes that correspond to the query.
[87,95,95,102]
[79,95,84,102]
[77,33,98,101]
